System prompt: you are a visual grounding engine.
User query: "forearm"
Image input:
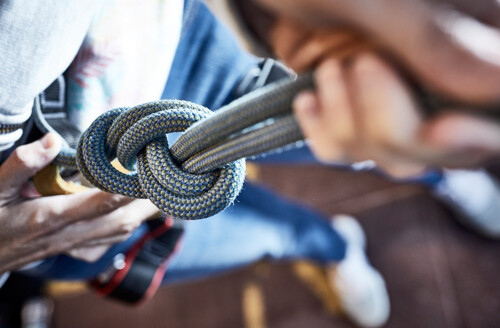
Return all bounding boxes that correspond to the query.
[216,0,346,56]
[226,0,500,105]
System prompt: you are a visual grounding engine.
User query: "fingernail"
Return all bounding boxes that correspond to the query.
[40,133,61,151]
[318,59,342,81]
[294,92,319,116]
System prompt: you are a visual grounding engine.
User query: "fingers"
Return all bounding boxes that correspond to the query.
[350,54,423,150]
[0,133,61,201]
[4,199,159,270]
[350,53,500,167]
[421,112,500,157]
[293,51,499,174]
[74,234,133,248]
[66,245,113,262]
[272,18,364,72]
[67,234,138,262]
[52,199,160,247]
[294,59,355,161]
[294,92,335,159]
[347,54,430,175]
[0,195,159,272]
[4,190,134,239]
[294,53,430,175]
[42,190,136,230]
[58,200,159,261]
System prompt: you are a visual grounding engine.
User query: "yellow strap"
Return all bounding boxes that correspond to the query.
[32,164,89,196]
[32,160,130,196]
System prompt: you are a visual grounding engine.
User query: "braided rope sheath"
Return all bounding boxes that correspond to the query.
[72,101,246,220]
[172,73,314,168]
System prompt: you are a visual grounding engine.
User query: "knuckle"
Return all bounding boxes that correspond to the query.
[96,194,124,215]
[28,207,61,232]
[112,212,140,235]
[119,223,137,235]
[28,207,47,228]
[11,147,33,169]
[117,219,139,235]
[318,59,342,81]
[313,147,337,162]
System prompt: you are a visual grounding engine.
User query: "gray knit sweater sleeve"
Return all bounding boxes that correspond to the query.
[0,0,100,152]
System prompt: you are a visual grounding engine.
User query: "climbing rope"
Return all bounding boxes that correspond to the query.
[30,66,500,219]
[51,73,315,220]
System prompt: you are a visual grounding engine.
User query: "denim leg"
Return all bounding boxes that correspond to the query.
[163,182,346,284]
[24,183,346,284]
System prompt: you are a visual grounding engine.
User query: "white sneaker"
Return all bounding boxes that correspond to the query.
[329,215,390,328]
[432,169,500,239]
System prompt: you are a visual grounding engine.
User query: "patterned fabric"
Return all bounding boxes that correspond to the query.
[66,0,184,131]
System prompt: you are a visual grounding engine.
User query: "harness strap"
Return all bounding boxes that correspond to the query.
[33,75,82,149]
[92,217,184,305]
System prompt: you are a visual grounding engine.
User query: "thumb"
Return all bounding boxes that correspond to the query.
[293,91,341,161]
[0,133,62,198]
[294,91,323,139]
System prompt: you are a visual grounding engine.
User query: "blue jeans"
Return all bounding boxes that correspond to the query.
[163,183,346,284]
[28,183,346,282]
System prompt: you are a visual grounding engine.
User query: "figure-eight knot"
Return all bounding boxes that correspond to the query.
[76,100,246,220]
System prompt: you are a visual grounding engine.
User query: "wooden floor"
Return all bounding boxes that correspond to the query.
[52,164,500,328]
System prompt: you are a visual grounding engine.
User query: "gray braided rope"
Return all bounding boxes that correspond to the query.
[53,73,315,220]
[172,73,314,168]
[74,102,246,220]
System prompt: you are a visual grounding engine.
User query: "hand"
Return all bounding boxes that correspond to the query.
[0,133,160,272]
[256,0,500,105]
[293,54,500,177]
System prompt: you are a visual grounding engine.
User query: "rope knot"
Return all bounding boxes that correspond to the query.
[76,100,246,220]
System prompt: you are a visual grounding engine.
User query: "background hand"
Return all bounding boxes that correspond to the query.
[293,54,500,177]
